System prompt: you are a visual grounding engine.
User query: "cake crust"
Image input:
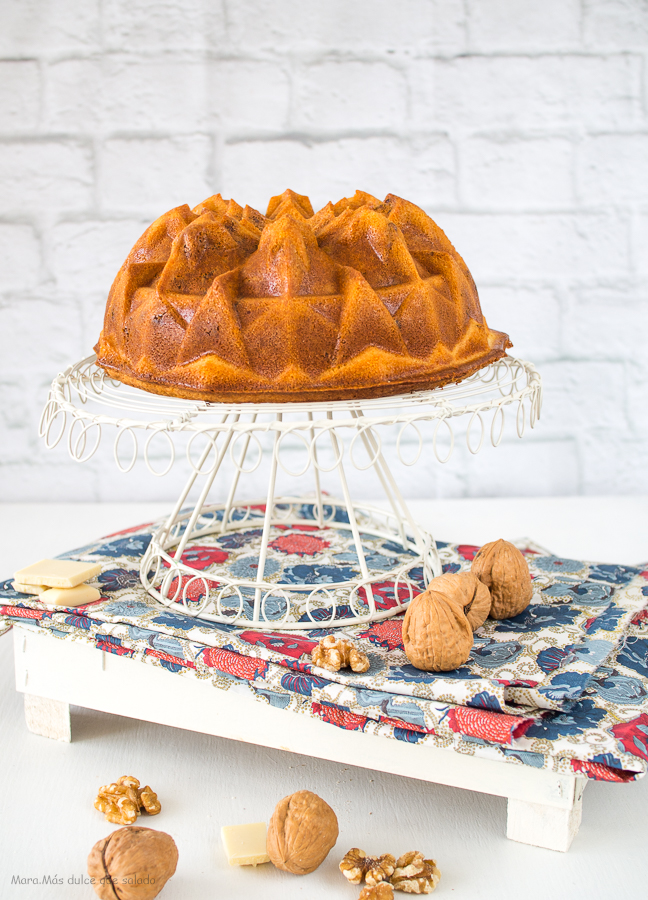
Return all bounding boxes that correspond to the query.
[95,190,512,403]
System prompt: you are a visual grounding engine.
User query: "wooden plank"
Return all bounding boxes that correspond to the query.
[507,785,586,852]
[13,625,582,815]
[23,694,71,742]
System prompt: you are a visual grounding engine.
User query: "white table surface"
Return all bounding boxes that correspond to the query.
[1,498,647,899]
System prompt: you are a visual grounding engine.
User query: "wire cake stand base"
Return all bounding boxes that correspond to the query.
[41,355,542,630]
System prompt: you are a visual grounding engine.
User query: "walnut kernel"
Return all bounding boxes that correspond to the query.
[312,635,370,673]
[340,848,396,885]
[391,851,440,894]
[140,787,161,816]
[340,847,367,883]
[360,883,395,900]
[95,776,161,826]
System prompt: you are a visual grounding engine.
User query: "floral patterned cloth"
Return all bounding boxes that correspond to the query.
[2,515,647,784]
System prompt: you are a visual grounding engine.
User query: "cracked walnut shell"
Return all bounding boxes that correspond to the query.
[312,635,370,673]
[471,538,533,619]
[95,776,161,826]
[87,826,178,900]
[429,572,491,631]
[402,584,473,671]
[267,790,339,875]
[340,848,396,885]
[391,852,440,894]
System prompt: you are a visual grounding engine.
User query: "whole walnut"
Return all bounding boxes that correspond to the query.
[402,585,473,671]
[267,790,338,875]
[471,539,533,619]
[87,826,178,900]
[426,572,491,631]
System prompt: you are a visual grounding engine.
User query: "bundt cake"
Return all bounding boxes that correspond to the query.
[95,189,511,402]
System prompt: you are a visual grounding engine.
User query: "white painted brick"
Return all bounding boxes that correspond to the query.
[225,0,466,54]
[293,62,406,133]
[436,211,630,281]
[632,212,648,276]
[49,219,148,296]
[0,141,93,213]
[0,3,646,502]
[0,61,40,133]
[79,292,112,355]
[428,460,468,500]
[393,433,469,499]
[222,136,455,214]
[0,0,100,56]
[0,459,100,502]
[45,59,208,134]
[465,439,580,497]
[102,0,214,51]
[577,135,648,206]
[0,225,41,292]
[414,55,642,131]
[460,137,574,210]
[99,137,212,215]
[468,0,581,52]
[94,460,198,504]
[0,381,49,464]
[539,361,628,435]
[583,0,648,50]
[627,360,648,437]
[0,297,84,379]
[476,284,561,361]
[564,283,648,360]
[581,433,648,494]
[394,461,466,503]
[208,61,290,132]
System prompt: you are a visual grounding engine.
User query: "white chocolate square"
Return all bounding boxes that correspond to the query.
[221,822,270,866]
[39,584,101,607]
[12,582,47,595]
[14,559,102,589]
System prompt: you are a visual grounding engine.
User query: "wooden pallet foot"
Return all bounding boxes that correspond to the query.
[507,781,585,852]
[24,694,71,742]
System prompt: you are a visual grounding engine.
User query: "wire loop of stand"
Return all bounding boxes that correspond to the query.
[41,355,542,630]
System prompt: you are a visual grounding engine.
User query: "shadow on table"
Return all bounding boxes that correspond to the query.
[70,705,144,742]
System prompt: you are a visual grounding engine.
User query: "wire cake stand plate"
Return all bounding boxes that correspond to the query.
[40,355,542,630]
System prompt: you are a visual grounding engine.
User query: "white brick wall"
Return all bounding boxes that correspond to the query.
[0,0,646,503]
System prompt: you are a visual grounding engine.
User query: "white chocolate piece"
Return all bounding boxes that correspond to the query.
[39,584,101,607]
[221,822,270,866]
[14,559,102,589]
[12,582,47,595]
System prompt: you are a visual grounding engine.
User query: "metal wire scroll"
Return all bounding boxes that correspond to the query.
[40,355,542,630]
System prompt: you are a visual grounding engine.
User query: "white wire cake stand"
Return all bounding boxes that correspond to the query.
[40,355,541,631]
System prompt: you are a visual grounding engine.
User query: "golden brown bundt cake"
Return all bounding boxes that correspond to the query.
[95,189,512,402]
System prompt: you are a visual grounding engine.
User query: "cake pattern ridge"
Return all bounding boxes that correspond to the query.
[95,189,512,402]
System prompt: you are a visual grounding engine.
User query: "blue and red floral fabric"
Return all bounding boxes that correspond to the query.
[1,515,647,784]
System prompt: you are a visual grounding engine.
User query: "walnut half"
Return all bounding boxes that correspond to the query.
[95,776,161,826]
[312,635,370,673]
[360,883,395,900]
[391,851,441,894]
[340,848,396,885]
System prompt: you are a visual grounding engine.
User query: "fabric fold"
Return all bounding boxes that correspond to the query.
[1,515,647,785]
